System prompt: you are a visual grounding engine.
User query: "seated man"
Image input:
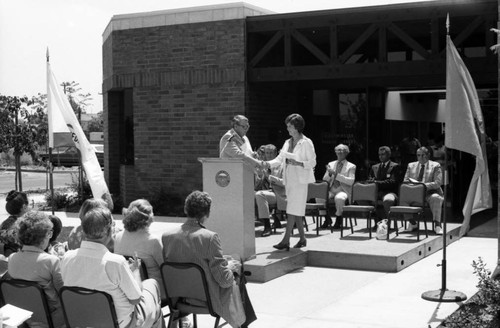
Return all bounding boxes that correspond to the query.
[404,146,444,235]
[255,144,286,237]
[321,144,356,229]
[367,146,401,228]
[61,207,164,328]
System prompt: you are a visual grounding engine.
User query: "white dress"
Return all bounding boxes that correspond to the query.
[269,136,316,216]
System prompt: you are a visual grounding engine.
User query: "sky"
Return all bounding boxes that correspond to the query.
[0,0,435,113]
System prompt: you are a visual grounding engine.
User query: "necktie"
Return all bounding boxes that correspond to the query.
[417,164,425,182]
[377,162,385,180]
[333,161,344,188]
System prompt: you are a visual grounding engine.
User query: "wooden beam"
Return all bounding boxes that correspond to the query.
[284,28,291,67]
[339,23,378,64]
[378,23,387,62]
[249,31,283,68]
[431,18,439,57]
[453,16,484,47]
[330,24,339,64]
[291,29,330,64]
[388,22,430,59]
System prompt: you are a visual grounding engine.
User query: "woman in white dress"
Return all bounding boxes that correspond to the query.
[266,114,316,250]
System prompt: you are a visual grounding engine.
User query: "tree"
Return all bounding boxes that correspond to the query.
[0,95,46,191]
[61,81,93,117]
[87,111,104,133]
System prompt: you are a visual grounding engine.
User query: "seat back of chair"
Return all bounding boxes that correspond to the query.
[161,261,216,315]
[307,181,328,202]
[351,182,378,204]
[123,255,149,280]
[398,183,426,207]
[60,286,119,328]
[0,279,54,328]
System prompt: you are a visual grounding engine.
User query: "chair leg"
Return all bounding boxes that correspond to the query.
[193,314,197,328]
[303,216,309,232]
[367,213,372,239]
[423,212,428,239]
[349,217,354,234]
[386,211,391,240]
[213,316,220,328]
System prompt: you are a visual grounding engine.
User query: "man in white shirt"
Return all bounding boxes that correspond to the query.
[60,207,164,328]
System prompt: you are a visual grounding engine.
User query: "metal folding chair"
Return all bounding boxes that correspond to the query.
[59,286,119,328]
[305,181,329,236]
[342,182,378,238]
[161,261,221,328]
[0,279,54,328]
[386,182,429,241]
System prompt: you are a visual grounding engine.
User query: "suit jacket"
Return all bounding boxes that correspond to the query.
[162,219,234,321]
[404,160,443,196]
[369,161,400,194]
[268,136,316,186]
[219,129,253,159]
[323,160,356,200]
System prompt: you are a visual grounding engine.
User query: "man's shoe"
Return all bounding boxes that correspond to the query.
[405,222,418,232]
[434,225,443,235]
[261,227,272,237]
[331,216,342,230]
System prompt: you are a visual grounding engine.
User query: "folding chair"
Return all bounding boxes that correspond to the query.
[161,261,221,328]
[59,286,119,328]
[0,279,54,328]
[386,182,429,241]
[0,279,55,328]
[270,195,287,234]
[305,181,328,236]
[342,182,378,238]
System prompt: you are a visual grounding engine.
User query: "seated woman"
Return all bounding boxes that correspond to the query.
[8,210,65,328]
[114,199,165,299]
[45,215,67,259]
[67,197,119,251]
[162,191,256,328]
[0,190,29,256]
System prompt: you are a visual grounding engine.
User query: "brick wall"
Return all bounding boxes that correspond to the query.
[103,19,248,203]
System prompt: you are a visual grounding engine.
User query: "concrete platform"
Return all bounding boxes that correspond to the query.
[245,218,462,282]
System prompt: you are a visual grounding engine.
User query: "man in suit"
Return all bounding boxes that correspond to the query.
[321,144,356,229]
[368,146,401,228]
[404,146,444,234]
[255,144,286,237]
[219,115,260,167]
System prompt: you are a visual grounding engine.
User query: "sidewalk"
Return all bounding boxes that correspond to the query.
[0,197,497,327]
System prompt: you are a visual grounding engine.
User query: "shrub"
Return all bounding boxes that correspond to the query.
[441,257,500,328]
[44,191,70,210]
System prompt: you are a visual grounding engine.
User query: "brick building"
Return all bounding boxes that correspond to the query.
[102,1,498,209]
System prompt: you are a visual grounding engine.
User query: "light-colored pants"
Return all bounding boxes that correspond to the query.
[255,190,277,219]
[381,192,397,216]
[128,279,164,328]
[330,191,348,216]
[427,193,444,222]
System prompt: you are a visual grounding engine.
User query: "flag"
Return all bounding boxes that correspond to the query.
[47,58,109,199]
[444,35,492,235]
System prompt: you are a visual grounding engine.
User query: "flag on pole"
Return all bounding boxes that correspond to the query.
[47,58,110,199]
[444,35,492,235]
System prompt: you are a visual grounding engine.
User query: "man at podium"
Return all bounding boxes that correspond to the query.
[219,115,261,167]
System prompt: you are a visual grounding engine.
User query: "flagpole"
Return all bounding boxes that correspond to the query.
[47,48,55,215]
[422,14,466,303]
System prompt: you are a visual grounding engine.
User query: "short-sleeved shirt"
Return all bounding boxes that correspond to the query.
[61,241,142,328]
[8,245,65,327]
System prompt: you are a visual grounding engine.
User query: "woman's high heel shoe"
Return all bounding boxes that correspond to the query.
[293,240,307,248]
[273,242,290,251]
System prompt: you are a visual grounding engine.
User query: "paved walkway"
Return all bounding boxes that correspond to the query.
[1,195,498,328]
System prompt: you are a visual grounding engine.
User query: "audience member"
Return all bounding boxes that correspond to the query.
[255,144,286,237]
[367,146,401,227]
[45,215,67,258]
[219,115,261,167]
[399,132,421,170]
[115,199,165,300]
[321,144,356,229]
[254,144,276,191]
[61,207,164,328]
[404,147,444,234]
[67,197,119,251]
[8,210,65,328]
[0,190,29,255]
[265,114,316,250]
[162,191,256,328]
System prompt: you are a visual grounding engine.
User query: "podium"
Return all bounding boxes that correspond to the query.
[198,158,255,260]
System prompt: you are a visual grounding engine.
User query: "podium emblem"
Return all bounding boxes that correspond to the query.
[215,170,230,187]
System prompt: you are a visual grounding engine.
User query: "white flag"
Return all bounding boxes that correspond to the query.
[47,60,109,199]
[444,36,492,235]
